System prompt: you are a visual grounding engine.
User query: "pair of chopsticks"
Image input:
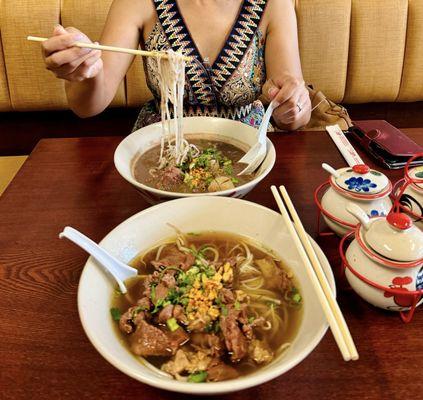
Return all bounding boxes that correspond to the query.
[271,185,358,362]
[27,36,191,62]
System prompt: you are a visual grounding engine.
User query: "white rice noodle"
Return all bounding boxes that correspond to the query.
[156,50,196,167]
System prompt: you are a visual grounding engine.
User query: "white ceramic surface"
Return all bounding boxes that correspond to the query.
[364,218,423,262]
[114,117,276,204]
[78,197,336,395]
[321,188,392,237]
[345,238,423,311]
[334,166,390,195]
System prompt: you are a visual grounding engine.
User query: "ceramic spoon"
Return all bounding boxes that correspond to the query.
[59,226,138,293]
[346,203,372,229]
[322,163,341,178]
[238,100,278,176]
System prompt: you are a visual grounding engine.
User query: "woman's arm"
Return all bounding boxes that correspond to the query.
[42,0,151,117]
[263,0,311,130]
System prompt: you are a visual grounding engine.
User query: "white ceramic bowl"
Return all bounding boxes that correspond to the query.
[114,117,276,203]
[78,197,335,395]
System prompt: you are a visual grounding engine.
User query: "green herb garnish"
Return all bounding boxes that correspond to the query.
[110,308,122,321]
[234,301,241,311]
[292,293,302,304]
[166,317,180,332]
[221,304,228,316]
[188,371,208,383]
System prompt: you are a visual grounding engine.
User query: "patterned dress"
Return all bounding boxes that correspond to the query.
[133,0,269,131]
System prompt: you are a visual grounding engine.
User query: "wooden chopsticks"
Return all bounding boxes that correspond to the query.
[27,36,191,62]
[271,185,358,362]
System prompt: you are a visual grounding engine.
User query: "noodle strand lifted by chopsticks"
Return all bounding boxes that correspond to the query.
[156,50,196,168]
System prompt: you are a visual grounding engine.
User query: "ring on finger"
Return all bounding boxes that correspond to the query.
[296,102,302,113]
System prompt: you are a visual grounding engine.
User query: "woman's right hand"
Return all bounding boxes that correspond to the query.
[42,25,103,82]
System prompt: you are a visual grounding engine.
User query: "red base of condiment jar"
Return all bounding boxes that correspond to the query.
[339,232,423,323]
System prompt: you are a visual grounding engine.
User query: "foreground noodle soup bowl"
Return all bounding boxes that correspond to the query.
[114,117,276,203]
[78,197,335,394]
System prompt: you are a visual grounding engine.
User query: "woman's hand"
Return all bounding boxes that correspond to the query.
[263,75,311,131]
[42,25,103,82]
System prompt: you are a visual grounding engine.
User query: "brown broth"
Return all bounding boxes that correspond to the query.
[132,137,254,193]
[111,232,303,378]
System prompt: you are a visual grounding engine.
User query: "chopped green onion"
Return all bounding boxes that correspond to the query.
[110,308,122,321]
[150,284,156,302]
[248,316,255,324]
[187,266,199,275]
[292,293,302,303]
[221,304,228,316]
[188,371,208,383]
[151,298,165,314]
[166,317,180,332]
[234,301,241,311]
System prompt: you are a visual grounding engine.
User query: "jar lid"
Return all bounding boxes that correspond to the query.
[334,165,390,195]
[364,212,423,262]
[409,165,423,189]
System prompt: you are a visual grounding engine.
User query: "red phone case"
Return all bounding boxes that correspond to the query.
[352,120,423,157]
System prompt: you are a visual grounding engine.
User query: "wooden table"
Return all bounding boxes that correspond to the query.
[1,129,422,400]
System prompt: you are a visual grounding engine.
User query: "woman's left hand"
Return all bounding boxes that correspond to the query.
[263,75,311,130]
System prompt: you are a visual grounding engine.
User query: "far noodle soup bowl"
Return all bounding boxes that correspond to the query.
[114,117,276,203]
[78,197,336,395]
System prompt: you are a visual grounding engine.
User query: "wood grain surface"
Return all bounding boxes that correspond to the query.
[0,129,422,400]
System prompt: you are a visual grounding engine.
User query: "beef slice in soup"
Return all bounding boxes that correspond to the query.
[111,232,303,382]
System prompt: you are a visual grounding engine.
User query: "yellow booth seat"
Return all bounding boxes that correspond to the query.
[0,0,422,112]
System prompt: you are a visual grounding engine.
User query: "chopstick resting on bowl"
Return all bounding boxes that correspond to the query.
[271,185,359,362]
[27,36,191,62]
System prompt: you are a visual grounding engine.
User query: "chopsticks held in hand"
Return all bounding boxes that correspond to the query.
[27,36,191,62]
[271,185,358,362]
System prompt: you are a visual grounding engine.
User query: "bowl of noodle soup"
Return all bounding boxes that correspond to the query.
[114,116,276,203]
[78,196,335,394]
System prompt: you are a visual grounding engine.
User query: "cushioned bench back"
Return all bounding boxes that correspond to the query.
[0,0,422,111]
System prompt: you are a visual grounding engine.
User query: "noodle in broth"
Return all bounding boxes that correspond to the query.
[111,232,302,382]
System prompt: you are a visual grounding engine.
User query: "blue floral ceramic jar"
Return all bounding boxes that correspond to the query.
[320,164,393,236]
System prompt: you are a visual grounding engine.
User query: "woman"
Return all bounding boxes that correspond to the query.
[41,0,311,131]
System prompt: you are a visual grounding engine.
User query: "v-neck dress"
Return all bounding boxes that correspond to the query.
[133,0,268,131]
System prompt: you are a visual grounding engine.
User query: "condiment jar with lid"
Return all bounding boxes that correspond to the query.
[396,164,423,230]
[317,163,393,236]
[343,203,423,318]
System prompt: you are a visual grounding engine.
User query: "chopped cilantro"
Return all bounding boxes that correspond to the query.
[166,287,180,304]
[188,371,208,383]
[248,316,255,324]
[151,298,165,314]
[110,308,122,321]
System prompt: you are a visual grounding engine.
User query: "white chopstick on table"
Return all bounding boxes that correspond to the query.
[27,36,191,62]
[271,185,359,362]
